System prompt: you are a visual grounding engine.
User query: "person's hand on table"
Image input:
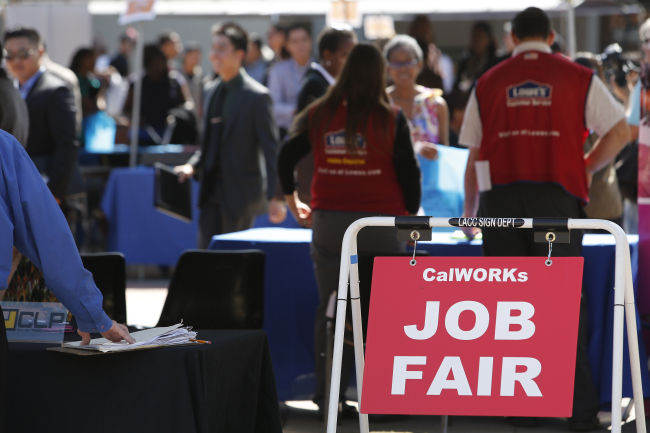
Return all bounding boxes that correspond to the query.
[78,320,136,346]
[268,198,287,224]
[284,192,312,228]
[415,141,439,160]
[174,164,194,183]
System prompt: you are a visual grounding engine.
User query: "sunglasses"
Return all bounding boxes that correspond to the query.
[4,49,36,61]
[389,59,418,69]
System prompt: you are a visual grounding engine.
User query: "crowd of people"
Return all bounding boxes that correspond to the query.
[0,6,646,429]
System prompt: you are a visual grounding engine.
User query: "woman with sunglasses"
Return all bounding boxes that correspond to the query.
[278,43,420,416]
[385,35,450,161]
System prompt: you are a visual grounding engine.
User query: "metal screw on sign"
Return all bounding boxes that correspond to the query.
[410,230,420,266]
[545,232,555,266]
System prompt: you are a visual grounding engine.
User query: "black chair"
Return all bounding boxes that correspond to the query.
[157,250,265,330]
[80,253,127,324]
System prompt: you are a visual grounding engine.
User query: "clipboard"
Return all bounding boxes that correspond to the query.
[47,342,200,356]
[154,162,193,223]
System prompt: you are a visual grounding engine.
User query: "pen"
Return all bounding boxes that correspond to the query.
[190,339,211,344]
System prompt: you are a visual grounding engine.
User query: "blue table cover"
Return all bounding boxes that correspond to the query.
[101,167,200,265]
[210,228,650,406]
[100,167,299,265]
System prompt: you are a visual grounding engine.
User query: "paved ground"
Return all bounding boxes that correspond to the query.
[125,280,640,433]
[281,403,639,433]
[125,279,169,327]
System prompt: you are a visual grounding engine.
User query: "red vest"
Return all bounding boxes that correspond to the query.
[475,51,593,203]
[309,103,407,215]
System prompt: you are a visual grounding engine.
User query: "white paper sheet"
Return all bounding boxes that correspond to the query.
[62,323,198,352]
[474,160,492,192]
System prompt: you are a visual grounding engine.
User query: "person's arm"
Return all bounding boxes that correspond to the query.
[123,83,134,115]
[172,71,195,111]
[0,133,133,343]
[253,92,280,200]
[629,124,639,142]
[175,149,202,182]
[175,84,207,182]
[584,75,629,182]
[251,91,286,222]
[463,147,480,218]
[436,96,450,146]
[457,88,482,237]
[296,78,324,114]
[279,130,312,194]
[627,80,641,142]
[392,111,421,214]
[278,129,312,225]
[584,118,629,180]
[46,85,79,200]
[267,64,295,128]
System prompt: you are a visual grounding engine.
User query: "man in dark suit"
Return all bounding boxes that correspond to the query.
[3,27,78,203]
[0,40,29,146]
[176,22,282,248]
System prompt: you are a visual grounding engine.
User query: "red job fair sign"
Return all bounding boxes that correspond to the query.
[361,256,584,417]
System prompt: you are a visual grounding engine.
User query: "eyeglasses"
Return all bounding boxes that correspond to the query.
[389,59,418,69]
[4,49,36,61]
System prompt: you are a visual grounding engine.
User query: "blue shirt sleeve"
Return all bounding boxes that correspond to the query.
[628,80,641,127]
[0,131,113,333]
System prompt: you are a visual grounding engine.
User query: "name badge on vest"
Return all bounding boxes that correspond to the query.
[210,117,222,124]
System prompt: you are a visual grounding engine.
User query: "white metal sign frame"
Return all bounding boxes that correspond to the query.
[326,216,646,433]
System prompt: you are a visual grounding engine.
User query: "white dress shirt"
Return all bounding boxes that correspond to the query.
[458,41,625,148]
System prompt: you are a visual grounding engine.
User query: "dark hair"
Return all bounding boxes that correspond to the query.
[470,21,496,56]
[184,41,202,54]
[574,57,592,70]
[158,31,180,47]
[143,44,167,69]
[408,15,432,42]
[287,23,311,40]
[69,48,94,73]
[271,24,287,36]
[270,24,290,60]
[293,43,393,154]
[317,26,356,59]
[249,32,263,52]
[211,22,248,54]
[3,27,42,47]
[512,7,552,40]
[0,40,3,62]
[444,89,470,113]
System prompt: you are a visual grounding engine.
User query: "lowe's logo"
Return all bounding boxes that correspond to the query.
[324,129,366,155]
[507,80,552,99]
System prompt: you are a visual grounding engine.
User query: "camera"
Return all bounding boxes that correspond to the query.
[600,43,639,89]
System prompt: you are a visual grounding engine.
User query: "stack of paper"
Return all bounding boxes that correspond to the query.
[62,324,198,353]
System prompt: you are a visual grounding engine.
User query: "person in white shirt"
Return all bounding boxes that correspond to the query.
[458,7,628,431]
[267,23,313,138]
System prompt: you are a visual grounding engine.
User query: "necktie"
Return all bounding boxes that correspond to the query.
[204,84,228,175]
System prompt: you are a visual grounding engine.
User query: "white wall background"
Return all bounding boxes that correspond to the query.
[0,3,604,76]
[5,3,93,68]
